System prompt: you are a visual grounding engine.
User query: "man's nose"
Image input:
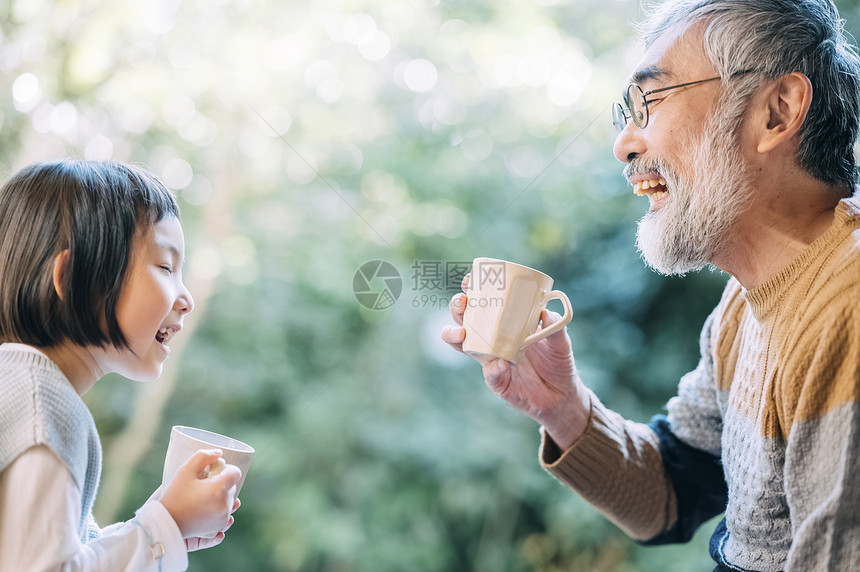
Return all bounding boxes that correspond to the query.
[613,123,646,163]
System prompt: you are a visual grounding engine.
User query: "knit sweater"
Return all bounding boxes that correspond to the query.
[541,197,860,571]
[0,345,102,542]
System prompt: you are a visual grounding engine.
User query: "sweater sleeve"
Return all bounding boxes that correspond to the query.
[782,301,860,570]
[0,445,188,572]
[539,392,676,541]
[539,310,728,543]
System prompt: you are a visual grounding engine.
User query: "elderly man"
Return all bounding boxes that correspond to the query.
[442,0,860,570]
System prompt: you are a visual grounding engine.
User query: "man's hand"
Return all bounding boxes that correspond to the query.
[441,275,591,450]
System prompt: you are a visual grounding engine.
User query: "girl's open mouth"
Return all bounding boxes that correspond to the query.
[156,327,175,346]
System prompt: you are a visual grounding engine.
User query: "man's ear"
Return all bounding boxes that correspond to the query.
[755,72,813,154]
[52,250,70,300]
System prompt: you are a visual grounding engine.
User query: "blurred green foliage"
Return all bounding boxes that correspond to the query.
[3,0,860,570]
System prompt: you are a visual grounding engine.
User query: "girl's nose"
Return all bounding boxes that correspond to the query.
[176,283,194,315]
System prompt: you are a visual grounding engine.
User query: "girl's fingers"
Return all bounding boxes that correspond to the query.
[212,466,242,491]
[182,449,223,478]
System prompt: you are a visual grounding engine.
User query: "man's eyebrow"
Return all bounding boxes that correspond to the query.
[630,65,670,85]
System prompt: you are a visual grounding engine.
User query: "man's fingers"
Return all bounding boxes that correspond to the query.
[482,355,507,374]
[450,293,467,324]
[539,309,562,328]
[441,325,466,350]
[481,356,511,391]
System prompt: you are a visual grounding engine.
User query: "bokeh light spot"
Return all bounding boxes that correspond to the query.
[12,72,40,111]
[402,59,437,92]
[460,130,494,162]
[359,31,391,61]
[85,135,114,160]
[162,158,194,190]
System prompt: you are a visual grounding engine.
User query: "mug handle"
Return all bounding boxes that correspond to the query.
[520,290,573,349]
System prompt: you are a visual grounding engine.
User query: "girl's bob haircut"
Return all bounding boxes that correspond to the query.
[0,158,180,349]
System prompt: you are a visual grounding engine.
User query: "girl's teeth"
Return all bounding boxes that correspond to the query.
[157,327,173,345]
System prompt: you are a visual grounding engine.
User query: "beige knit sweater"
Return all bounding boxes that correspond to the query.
[540,197,860,571]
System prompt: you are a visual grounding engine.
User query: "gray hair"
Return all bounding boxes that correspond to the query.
[639,0,860,193]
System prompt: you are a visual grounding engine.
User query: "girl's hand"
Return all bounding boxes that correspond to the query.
[159,449,242,540]
[184,498,241,552]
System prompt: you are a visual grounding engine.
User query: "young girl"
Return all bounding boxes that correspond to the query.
[0,159,241,571]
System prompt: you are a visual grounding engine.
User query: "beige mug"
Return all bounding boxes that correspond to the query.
[161,425,255,536]
[462,258,572,363]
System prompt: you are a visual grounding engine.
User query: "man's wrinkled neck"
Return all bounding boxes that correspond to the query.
[713,185,842,289]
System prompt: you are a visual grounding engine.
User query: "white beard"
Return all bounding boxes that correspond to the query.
[633,114,753,275]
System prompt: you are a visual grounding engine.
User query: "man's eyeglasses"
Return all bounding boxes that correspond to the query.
[611,76,722,134]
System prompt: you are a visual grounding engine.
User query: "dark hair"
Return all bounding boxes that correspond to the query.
[640,0,860,193]
[0,158,180,349]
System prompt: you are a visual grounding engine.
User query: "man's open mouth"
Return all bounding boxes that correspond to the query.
[634,177,668,204]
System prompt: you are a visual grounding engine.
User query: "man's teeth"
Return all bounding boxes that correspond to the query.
[633,178,667,196]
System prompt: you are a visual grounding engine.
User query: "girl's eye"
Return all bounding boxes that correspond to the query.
[160,265,174,275]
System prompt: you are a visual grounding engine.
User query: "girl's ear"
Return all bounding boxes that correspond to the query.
[52,250,70,300]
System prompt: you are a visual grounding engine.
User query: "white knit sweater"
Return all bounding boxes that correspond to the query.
[0,344,102,541]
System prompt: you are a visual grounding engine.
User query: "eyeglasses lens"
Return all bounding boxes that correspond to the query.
[611,102,627,133]
[627,84,646,128]
[612,84,647,134]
